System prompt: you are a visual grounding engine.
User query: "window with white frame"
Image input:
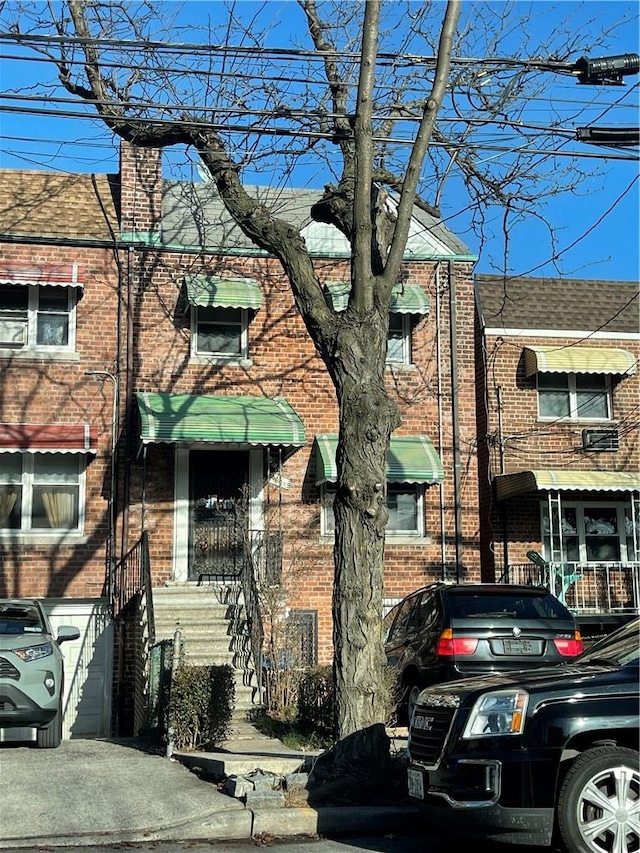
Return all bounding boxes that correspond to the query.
[191,306,248,359]
[386,313,412,365]
[321,482,424,536]
[541,500,638,563]
[0,453,85,534]
[537,373,611,420]
[0,285,76,352]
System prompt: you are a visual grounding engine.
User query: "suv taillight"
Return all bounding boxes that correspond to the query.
[553,632,584,657]
[436,628,479,656]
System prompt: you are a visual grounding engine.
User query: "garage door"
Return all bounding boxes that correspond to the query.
[44,599,113,739]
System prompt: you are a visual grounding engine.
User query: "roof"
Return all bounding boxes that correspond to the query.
[0,171,119,241]
[475,274,640,335]
[161,180,473,259]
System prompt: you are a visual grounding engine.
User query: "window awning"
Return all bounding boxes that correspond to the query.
[523,345,637,377]
[324,281,430,315]
[0,423,96,454]
[137,393,305,448]
[495,469,640,500]
[315,434,444,484]
[183,275,262,310]
[0,262,85,289]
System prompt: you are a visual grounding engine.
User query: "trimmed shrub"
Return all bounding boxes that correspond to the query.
[297,665,334,734]
[168,663,235,750]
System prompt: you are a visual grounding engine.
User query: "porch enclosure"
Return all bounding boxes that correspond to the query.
[498,488,640,622]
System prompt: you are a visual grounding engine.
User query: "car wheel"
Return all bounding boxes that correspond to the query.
[557,745,639,853]
[37,700,62,749]
[406,682,423,724]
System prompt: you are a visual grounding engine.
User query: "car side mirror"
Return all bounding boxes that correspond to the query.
[56,625,80,644]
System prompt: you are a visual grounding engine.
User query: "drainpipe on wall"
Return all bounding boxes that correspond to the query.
[448,262,463,583]
[434,263,447,577]
[121,246,135,558]
[497,385,509,575]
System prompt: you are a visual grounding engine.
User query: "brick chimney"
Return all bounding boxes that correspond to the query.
[119,141,163,243]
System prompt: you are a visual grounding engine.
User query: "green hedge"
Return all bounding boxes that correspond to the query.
[168,663,235,751]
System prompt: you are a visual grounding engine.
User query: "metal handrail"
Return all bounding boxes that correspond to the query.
[112,531,155,644]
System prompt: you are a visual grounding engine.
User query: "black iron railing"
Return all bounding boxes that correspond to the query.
[112,530,155,645]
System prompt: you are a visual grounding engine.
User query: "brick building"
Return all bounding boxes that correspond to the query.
[475,274,640,622]
[1,142,481,734]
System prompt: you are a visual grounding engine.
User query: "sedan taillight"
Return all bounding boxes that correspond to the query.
[436,628,479,656]
[553,632,584,657]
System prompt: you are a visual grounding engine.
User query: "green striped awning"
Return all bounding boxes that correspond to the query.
[495,469,640,500]
[137,393,305,447]
[324,281,430,315]
[523,345,637,377]
[184,276,262,310]
[315,434,443,484]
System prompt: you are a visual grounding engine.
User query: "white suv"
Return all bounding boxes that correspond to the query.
[0,599,79,748]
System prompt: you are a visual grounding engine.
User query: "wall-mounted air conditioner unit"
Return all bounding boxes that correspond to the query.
[582,428,620,452]
[0,318,27,347]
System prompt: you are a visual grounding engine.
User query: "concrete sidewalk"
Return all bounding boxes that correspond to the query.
[0,723,419,849]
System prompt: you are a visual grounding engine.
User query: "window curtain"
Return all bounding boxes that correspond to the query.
[0,490,17,525]
[42,490,75,528]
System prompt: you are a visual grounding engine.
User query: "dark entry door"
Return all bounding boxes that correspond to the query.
[188,450,249,581]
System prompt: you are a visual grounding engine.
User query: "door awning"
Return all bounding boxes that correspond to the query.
[0,262,85,289]
[324,281,430,315]
[183,275,262,310]
[315,434,444,484]
[137,393,305,447]
[523,345,637,377]
[0,423,96,454]
[495,469,640,500]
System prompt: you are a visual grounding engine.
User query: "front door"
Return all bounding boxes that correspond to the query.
[188,450,249,581]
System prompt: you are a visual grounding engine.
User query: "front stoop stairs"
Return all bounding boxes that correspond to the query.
[152,582,262,716]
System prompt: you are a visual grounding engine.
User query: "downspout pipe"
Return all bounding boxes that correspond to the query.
[434,263,447,577]
[448,262,463,582]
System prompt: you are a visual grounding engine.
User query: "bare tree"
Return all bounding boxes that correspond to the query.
[1,0,630,744]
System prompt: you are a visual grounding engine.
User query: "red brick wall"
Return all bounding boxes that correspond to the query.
[480,331,640,570]
[0,242,121,598]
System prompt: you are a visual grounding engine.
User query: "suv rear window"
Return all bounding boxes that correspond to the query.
[447,592,570,620]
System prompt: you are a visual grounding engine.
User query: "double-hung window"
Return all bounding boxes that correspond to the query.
[0,284,76,353]
[321,482,423,537]
[541,501,638,563]
[537,373,611,420]
[192,306,247,358]
[0,453,84,535]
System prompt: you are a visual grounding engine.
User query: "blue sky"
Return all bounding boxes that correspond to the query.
[0,0,638,282]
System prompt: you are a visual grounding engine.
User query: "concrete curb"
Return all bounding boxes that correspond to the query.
[0,802,425,849]
[252,805,424,838]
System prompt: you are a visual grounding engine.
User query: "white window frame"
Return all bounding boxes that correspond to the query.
[321,482,425,538]
[386,313,412,366]
[190,305,249,361]
[0,284,77,354]
[0,452,87,541]
[541,499,636,563]
[537,373,612,421]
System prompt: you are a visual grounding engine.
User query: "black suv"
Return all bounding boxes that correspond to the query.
[407,617,639,853]
[384,583,583,721]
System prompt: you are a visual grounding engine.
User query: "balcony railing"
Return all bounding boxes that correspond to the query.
[500,560,640,615]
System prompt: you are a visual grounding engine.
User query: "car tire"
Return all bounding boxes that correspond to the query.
[37,700,62,749]
[406,682,423,725]
[557,745,639,853]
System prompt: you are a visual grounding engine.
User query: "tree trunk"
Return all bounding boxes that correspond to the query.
[328,297,400,740]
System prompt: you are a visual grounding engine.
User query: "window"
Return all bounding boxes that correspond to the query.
[0,285,75,352]
[386,313,411,365]
[537,373,611,420]
[321,483,424,536]
[191,306,248,359]
[0,453,84,535]
[541,501,636,563]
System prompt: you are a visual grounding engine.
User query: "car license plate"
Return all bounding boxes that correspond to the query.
[501,638,535,655]
[408,767,425,800]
